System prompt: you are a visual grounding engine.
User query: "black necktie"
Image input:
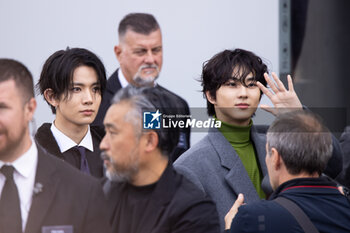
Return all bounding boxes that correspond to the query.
[76,146,91,175]
[0,165,22,233]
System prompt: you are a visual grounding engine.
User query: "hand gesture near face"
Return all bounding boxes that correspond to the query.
[257,72,302,116]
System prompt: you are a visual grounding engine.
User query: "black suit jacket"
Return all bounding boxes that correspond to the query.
[24,144,111,233]
[35,123,104,178]
[93,69,191,161]
[104,163,220,233]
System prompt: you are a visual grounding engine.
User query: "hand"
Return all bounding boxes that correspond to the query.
[338,185,350,197]
[224,193,245,230]
[257,72,302,116]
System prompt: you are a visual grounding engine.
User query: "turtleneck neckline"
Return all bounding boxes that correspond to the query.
[218,119,253,146]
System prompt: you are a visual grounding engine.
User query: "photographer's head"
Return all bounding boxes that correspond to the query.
[266,111,332,190]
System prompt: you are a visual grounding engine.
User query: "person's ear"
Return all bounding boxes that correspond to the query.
[205,91,216,105]
[114,45,122,62]
[43,89,59,108]
[270,147,282,171]
[142,131,159,153]
[24,97,37,122]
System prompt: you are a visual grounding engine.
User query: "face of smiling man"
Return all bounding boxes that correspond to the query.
[114,28,163,87]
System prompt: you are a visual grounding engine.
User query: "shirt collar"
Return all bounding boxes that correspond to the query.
[119,68,158,88]
[0,138,38,179]
[50,122,94,153]
[269,177,337,200]
[118,69,130,88]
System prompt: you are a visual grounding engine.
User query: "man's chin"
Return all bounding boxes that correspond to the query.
[106,170,131,182]
[133,75,158,87]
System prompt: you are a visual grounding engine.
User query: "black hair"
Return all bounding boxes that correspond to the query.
[37,47,107,113]
[0,58,34,102]
[118,13,160,38]
[201,49,268,116]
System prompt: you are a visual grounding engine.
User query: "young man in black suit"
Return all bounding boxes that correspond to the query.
[35,48,107,178]
[0,59,111,233]
[93,13,190,161]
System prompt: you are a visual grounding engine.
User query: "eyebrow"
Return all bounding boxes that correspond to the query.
[245,77,256,81]
[104,123,117,130]
[72,82,100,87]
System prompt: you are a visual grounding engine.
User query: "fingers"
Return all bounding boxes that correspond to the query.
[271,72,287,92]
[260,104,277,116]
[235,193,245,206]
[264,73,279,94]
[257,81,273,99]
[287,75,294,92]
[264,72,295,94]
[229,194,245,213]
[225,194,245,230]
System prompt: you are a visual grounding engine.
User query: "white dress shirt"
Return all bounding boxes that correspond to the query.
[0,139,38,232]
[118,69,129,88]
[50,122,94,153]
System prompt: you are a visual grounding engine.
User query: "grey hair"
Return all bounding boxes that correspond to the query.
[112,86,153,137]
[266,111,332,175]
[111,85,179,156]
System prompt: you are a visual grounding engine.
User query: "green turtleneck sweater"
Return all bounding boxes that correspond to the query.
[218,119,266,199]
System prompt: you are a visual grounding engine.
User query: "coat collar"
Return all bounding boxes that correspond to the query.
[35,123,62,158]
[207,126,268,202]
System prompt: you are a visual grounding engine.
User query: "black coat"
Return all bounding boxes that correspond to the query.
[337,126,350,187]
[35,123,104,178]
[23,144,111,233]
[104,163,220,233]
[229,177,350,233]
[93,69,191,161]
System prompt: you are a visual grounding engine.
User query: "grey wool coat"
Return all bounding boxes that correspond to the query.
[174,126,269,231]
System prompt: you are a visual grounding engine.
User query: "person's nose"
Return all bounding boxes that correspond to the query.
[144,50,155,64]
[238,85,248,99]
[82,89,93,105]
[100,134,108,151]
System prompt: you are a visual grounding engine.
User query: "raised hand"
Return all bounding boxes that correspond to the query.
[257,72,302,116]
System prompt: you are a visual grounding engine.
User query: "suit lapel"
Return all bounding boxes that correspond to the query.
[35,123,62,158]
[24,145,60,233]
[251,125,268,177]
[208,128,260,202]
[107,69,122,94]
[251,125,273,193]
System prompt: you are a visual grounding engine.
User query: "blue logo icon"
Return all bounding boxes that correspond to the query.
[143,110,162,129]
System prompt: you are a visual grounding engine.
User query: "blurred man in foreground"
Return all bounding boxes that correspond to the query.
[101,86,219,233]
